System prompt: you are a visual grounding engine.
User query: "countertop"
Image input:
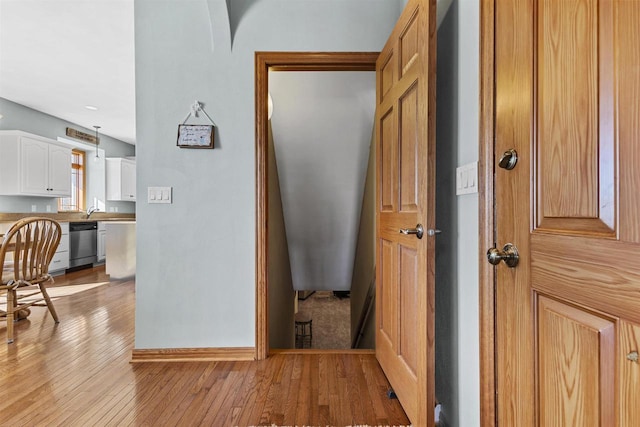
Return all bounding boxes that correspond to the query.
[0,213,135,223]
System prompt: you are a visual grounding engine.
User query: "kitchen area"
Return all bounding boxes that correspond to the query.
[0,128,136,280]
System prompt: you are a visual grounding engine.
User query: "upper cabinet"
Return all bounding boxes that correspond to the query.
[0,131,71,197]
[106,158,136,202]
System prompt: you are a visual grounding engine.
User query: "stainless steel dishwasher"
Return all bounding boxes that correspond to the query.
[68,221,97,269]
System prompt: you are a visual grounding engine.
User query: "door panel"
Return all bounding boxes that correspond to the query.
[399,245,418,375]
[399,84,419,213]
[618,1,640,243]
[379,239,397,346]
[399,10,419,76]
[536,0,615,234]
[619,321,640,426]
[495,0,640,425]
[537,296,615,427]
[380,52,395,102]
[380,109,396,212]
[375,0,436,425]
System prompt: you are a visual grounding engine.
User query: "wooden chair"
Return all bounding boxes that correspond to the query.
[0,217,61,343]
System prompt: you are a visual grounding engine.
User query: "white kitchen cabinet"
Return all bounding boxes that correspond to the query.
[106,158,136,201]
[50,222,69,274]
[0,131,72,197]
[97,221,106,262]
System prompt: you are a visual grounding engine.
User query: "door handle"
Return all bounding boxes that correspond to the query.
[487,243,519,267]
[400,224,424,239]
[498,149,518,170]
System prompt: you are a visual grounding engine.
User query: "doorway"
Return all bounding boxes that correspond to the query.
[268,70,375,351]
[255,52,378,359]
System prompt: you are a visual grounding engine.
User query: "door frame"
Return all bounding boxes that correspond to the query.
[478,0,496,426]
[254,51,378,360]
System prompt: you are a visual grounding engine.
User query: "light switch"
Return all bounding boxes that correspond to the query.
[456,161,478,195]
[148,187,172,204]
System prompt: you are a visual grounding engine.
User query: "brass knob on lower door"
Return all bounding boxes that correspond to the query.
[487,243,520,268]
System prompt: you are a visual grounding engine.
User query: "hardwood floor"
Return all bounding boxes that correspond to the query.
[0,267,410,426]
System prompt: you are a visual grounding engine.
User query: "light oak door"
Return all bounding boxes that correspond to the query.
[375,0,436,425]
[494,0,640,425]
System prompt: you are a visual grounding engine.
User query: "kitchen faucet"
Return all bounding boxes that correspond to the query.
[86,206,98,219]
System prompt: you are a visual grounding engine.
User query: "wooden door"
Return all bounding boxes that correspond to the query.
[494,0,640,425]
[375,0,436,425]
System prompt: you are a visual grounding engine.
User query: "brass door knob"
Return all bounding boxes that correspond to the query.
[487,243,520,268]
[499,149,518,170]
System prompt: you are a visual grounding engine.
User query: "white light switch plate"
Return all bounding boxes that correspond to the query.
[148,186,172,204]
[456,161,478,195]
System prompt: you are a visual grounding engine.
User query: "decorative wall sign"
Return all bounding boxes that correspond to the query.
[66,127,98,144]
[177,100,216,149]
[176,124,214,148]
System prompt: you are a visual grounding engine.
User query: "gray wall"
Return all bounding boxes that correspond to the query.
[350,128,376,349]
[435,3,458,425]
[0,97,135,213]
[133,0,405,348]
[433,1,481,426]
[267,123,295,349]
[455,1,480,425]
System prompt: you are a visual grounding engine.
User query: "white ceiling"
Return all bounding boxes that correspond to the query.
[0,0,136,144]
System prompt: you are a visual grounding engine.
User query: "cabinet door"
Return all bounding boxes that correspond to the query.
[20,137,49,195]
[48,144,71,196]
[122,161,136,201]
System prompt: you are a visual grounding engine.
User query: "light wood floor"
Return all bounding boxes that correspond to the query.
[0,267,410,426]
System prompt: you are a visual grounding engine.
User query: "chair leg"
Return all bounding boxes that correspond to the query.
[39,282,59,323]
[7,289,15,344]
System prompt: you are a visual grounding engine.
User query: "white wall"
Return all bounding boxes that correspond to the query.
[133,0,405,349]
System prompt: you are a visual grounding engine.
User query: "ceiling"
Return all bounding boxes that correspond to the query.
[0,0,136,144]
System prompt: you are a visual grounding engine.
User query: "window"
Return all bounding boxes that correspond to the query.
[58,149,86,212]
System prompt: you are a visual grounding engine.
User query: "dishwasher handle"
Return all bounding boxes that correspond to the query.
[70,222,98,232]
